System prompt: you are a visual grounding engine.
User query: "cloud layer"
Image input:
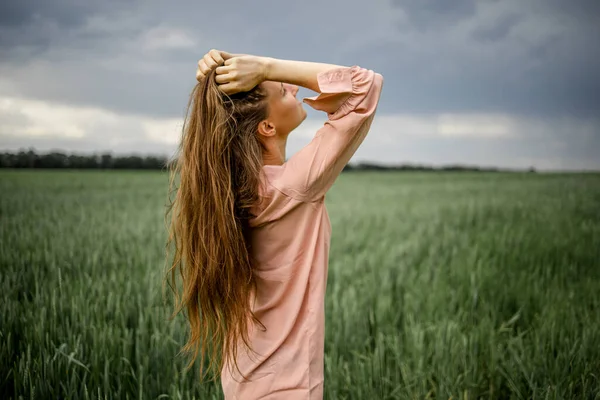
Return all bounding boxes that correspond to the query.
[0,0,598,170]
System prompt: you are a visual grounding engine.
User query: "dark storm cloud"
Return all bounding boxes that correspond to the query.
[471,12,520,43]
[0,0,599,119]
[0,0,141,30]
[544,0,600,21]
[0,0,142,64]
[378,0,600,117]
[391,0,477,31]
[0,0,90,27]
[0,0,345,117]
[391,0,600,29]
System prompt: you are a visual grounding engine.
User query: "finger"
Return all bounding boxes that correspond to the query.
[203,53,218,70]
[220,51,235,60]
[217,83,240,95]
[215,65,232,75]
[197,58,207,70]
[198,63,211,77]
[201,59,215,74]
[209,49,225,66]
[196,66,207,80]
[214,72,234,84]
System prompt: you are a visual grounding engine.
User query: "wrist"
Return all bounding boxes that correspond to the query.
[261,57,276,82]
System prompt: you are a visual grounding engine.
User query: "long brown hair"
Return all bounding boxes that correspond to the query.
[163,68,270,383]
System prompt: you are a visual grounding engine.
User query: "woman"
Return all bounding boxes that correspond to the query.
[164,49,384,399]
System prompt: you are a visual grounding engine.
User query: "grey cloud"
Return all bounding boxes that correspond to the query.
[352,130,600,171]
[0,59,193,118]
[0,0,142,63]
[0,106,30,129]
[544,0,600,22]
[0,0,598,120]
[0,133,172,156]
[6,116,597,171]
[0,0,346,118]
[351,0,600,117]
[0,0,133,29]
[471,12,520,42]
[391,0,477,31]
[0,0,84,27]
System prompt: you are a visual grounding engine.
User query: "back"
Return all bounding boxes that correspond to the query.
[221,65,383,400]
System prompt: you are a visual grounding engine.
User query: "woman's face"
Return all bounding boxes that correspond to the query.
[260,80,307,139]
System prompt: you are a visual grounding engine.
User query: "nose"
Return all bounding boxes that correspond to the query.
[286,84,299,97]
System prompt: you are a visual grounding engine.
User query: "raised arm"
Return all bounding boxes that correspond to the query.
[263,58,348,97]
[210,53,383,202]
[265,63,384,202]
[212,54,346,96]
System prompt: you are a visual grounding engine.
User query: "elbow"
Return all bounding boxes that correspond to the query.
[361,72,384,115]
[371,72,384,109]
[374,72,384,92]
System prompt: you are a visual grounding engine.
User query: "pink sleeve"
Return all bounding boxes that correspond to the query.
[271,65,384,202]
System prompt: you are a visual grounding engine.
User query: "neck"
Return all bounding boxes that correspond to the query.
[262,137,287,166]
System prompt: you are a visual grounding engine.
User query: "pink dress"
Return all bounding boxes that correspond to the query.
[220,65,384,399]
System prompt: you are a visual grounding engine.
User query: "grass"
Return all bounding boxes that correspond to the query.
[1,170,599,399]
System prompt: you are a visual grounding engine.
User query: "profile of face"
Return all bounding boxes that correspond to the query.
[257,81,307,140]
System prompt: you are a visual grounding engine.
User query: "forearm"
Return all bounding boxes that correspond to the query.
[263,58,346,93]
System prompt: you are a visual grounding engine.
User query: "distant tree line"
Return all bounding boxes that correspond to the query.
[0,149,535,172]
[0,149,171,170]
[341,162,534,173]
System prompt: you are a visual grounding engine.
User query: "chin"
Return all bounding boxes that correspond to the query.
[300,109,307,121]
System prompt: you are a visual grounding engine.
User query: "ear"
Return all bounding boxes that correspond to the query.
[257,120,276,138]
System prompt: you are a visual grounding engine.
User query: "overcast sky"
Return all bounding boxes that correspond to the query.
[1,0,598,170]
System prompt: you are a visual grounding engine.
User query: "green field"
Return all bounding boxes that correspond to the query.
[1,170,599,399]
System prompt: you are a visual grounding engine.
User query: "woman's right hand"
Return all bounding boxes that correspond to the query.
[214,55,270,95]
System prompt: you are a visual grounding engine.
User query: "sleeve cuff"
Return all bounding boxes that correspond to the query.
[302,66,359,118]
